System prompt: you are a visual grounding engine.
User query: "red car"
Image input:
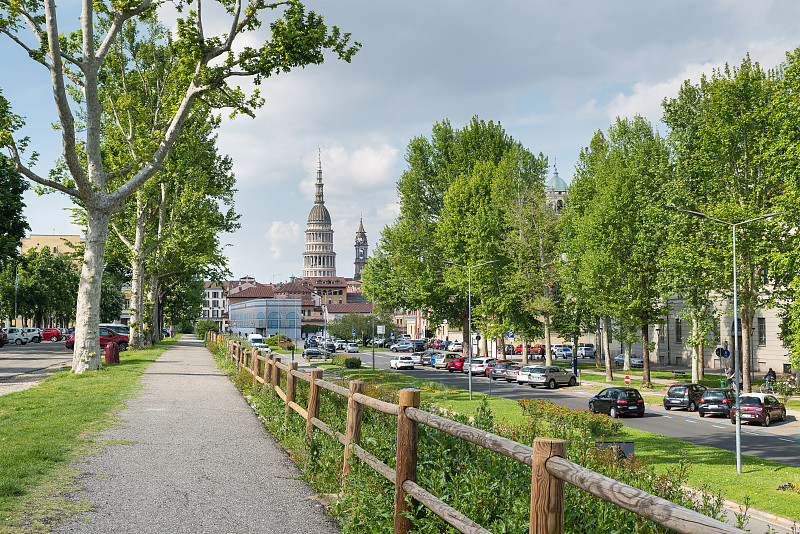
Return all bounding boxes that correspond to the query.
[65,327,129,352]
[41,328,63,342]
[446,356,469,373]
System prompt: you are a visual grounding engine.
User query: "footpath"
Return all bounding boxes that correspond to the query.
[56,336,339,534]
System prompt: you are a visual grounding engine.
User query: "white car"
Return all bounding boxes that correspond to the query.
[449,341,463,352]
[2,327,29,345]
[390,341,414,352]
[390,355,415,370]
[335,339,347,350]
[577,346,595,358]
[346,342,359,353]
[21,327,43,343]
[252,343,272,353]
[468,358,491,375]
[554,347,573,359]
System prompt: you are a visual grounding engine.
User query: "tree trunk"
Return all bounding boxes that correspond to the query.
[741,305,754,393]
[129,196,146,349]
[544,314,552,366]
[521,335,528,366]
[462,310,470,360]
[603,316,613,382]
[641,324,651,386]
[595,317,602,367]
[72,209,111,373]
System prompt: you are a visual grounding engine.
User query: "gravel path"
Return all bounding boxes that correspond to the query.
[56,336,339,533]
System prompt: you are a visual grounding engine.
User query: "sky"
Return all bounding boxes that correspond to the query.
[3,1,800,284]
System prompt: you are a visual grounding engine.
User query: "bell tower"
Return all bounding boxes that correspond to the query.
[354,217,368,279]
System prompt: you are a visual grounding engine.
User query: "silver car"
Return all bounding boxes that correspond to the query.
[525,365,577,389]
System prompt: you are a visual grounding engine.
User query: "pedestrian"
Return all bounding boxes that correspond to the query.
[725,365,735,388]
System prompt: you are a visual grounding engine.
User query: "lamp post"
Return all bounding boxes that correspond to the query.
[669,204,784,474]
[442,260,498,400]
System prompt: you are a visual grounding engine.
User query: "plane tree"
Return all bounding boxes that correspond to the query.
[0,0,358,371]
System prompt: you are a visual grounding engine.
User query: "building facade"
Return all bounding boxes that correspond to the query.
[229,298,302,344]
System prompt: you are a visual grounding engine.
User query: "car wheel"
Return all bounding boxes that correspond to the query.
[636,410,644,417]
[548,379,557,390]
[33,337,40,343]
[763,414,771,427]
[664,405,671,411]
[391,348,397,352]
[609,406,619,418]
[15,339,23,345]
[530,383,536,388]
[688,401,697,412]
[448,369,453,373]
[589,402,595,413]
[782,408,787,421]
[698,411,705,418]
[118,342,128,351]
[568,376,577,387]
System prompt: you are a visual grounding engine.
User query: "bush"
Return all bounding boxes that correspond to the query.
[332,354,362,368]
[194,319,219,339]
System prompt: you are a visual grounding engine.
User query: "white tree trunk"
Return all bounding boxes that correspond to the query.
[72,209,111,373]
[129,192,147,349]
[544,314,552,366]
[603,316,613,382]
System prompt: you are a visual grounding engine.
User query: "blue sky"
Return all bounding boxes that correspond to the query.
[3,1,800,283]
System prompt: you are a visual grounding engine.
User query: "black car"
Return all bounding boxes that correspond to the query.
[325,342,336,353]
[302,347,325,358]
[698,388,736,418]
[589,387,645,418]
[663,383,707,412]
[420,351,437,366]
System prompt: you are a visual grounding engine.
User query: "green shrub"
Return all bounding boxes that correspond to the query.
[331,354,362,368]
[194,319,219,339]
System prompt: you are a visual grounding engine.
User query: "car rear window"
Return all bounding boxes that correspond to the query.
[739,397,762,406]
[530,367,546,373]
[668,386,687,395]
[622,390,642,400]
[703,391,725,400]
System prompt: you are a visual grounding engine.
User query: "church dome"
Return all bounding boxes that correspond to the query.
[307,203,332,224]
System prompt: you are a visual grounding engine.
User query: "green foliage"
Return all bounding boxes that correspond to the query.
[327,312,387,345]
[193,319,218,339]
[0,155,29,268]
[332,354,362,368]
[265,334,294,350]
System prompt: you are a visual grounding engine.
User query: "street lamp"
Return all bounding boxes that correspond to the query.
[669,204,784,473]
[441,259,498,400]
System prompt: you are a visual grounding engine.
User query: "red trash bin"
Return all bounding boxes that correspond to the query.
[104,342,120,364]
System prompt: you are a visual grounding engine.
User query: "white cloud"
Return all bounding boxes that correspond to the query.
[265,221,302,261]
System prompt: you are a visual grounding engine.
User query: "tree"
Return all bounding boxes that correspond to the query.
[1,0,359,372]
[0,155,29,268]
[562,117,673,386]
[663,56,784,392]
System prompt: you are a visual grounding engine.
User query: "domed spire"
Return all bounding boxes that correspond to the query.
[315,147,325,205]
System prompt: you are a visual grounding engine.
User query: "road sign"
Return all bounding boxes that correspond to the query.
[624,375,631,385]
[508,332,514,339]
[723,349,730,358]
[377,325,385,334]
[715,347,725,357]
[390,332,395,338]
[351,328,356,335]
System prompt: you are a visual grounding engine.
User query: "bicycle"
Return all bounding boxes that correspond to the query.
[759,381,776,394]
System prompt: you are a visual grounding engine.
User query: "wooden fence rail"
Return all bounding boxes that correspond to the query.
[206,332,745,534]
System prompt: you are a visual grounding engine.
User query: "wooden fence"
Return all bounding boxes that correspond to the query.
[206,332,745,534]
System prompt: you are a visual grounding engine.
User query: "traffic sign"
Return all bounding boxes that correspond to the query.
[351,328,356,335]
[715,347,725,357]
[723,349,730,358]
[508,332,514,339]
[390,332,395,338]
[377,325,385,334]
[624,375,631,385]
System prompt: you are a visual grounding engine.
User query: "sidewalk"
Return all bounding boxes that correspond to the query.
[56,336,339,533]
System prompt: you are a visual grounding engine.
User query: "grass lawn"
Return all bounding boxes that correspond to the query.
[0,336,179,533]
[315,360,800,522]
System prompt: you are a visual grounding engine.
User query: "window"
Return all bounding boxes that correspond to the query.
[758,317,766,346]
[675,318,682,344]
[268,312,279,329]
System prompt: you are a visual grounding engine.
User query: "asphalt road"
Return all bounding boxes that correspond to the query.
[0,337,71,380]
[367,349,800,468]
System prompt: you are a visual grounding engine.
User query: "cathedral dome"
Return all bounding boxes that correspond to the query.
[307,203,332,224]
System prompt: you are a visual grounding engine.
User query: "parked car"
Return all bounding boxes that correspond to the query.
[553,346,573,359]
[487,361,512,380]
[550,344,567,355]
[325,342,336,353]
[41,328,63,342]
[449,341,463,352]
[420,351,437,366]
[409,340,426,352]
[589,387,645,418]
[485,359,511,377]
[730,393,786,427]
[390,355,415,370]
[516,365,537,385]
[514,345,535,356]
[99,323,129,335]
[663,383,707,412]
[346,342,359,353]
[434,354,454,369]
[64,327,129,351]
[525,365,577,389]
[697,388,736,418]
[2,327,29,345]
[504,344,514,355]
[390,341,414,352]
[446,356,469,373]
[335,339,347,350]
[253,343,272,353]
[577,345,595,358]
[0,330,6,347]
[407,352,423,364]
[302,347,325,358]
[612,354,643,368]
[21,327,42,343]
[504,365,522,382]
[468,358,493,375]
[531,344,546,356]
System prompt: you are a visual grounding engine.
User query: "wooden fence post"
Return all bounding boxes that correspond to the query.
[306,369,323,438]
[343,380,365,480]
[252,349,259,386]
[530,438,566,534]
[272,357,281,390]
[285,362,298,425]
[394,388,420,534]
[263,353,271,391]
